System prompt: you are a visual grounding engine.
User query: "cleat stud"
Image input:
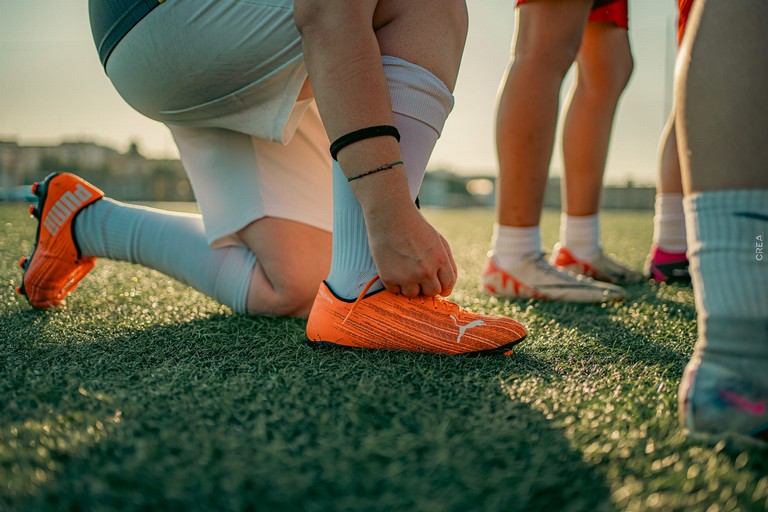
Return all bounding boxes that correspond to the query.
[18,256,28,269]
[28,205,39,219]
[16,286,22,295]
[31,182,39,196]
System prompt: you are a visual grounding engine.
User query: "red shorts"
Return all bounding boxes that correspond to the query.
[589,0,628,30]
[678,0,695,44]
[516,0,629,30]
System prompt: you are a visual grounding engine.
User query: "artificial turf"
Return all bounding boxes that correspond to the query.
[1,203,766,511]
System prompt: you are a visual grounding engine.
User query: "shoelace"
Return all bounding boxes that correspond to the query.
[530,253,585,283]
[342,276,462,325]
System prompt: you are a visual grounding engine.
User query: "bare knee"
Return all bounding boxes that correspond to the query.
[514,34,583,80]
[373,0,468,90]
[246,269,321,318]
[578,50,633,99]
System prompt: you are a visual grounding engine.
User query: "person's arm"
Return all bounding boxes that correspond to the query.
[294,1,456,298]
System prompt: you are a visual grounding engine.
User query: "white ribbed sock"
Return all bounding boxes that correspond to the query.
[326,56,454,299]
[685,189,768,357]
[653,193,687,253]
[491,224,541,269]
[559,213,600,261]
[75,198,256,313]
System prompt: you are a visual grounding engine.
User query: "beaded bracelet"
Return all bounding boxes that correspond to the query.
[347,161,404,183]
[330,125,401,161]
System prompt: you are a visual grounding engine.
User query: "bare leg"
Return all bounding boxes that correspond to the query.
[647,112,689,281]
[561,21,632,217]
[553,18,640,284]
[483,0,627,303]
[677,0,768,192]
[496,0,592,228]
[658,115,683,194]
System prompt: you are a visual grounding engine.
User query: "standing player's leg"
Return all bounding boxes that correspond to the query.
[646,115,690,283]
[646,0,697,284]
[483,0,625,303]
[676,0,768,439]
[553,4,642,285]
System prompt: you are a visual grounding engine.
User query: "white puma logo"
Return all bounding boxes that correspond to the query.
[450,315,485,344]
[42,184,93,236]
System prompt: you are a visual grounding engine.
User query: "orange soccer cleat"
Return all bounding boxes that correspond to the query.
[306,277,527,355]
[17,172,103,308]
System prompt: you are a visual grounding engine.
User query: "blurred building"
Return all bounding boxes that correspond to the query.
[1,139,654,209]
[421,170,654,210]
[0,139,193,202]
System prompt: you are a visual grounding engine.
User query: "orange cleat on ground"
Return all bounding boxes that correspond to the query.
[17,172,103,308]
[306,277,527,355]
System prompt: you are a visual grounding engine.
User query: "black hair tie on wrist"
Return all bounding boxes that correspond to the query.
[330,125,401,161]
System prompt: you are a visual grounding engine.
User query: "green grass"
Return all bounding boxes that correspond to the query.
[1,203,766,511]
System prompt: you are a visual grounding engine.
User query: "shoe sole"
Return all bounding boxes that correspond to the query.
[306,335,526,357]
[647,262,691,284]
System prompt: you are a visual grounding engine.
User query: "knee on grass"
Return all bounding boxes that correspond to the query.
[246,270,322,318]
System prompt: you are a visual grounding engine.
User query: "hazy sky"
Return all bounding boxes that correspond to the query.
[0,1,677,185]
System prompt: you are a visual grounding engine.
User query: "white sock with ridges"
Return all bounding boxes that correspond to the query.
[559,213,600,261]
[653,193,687,253]
[685,189,768,357]
[75,199,256,314]
[491,224,541,270]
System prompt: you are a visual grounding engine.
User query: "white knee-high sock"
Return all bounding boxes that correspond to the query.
[75,198,256,313]
[685,189,768,358]
[326,56,455,299]
[653,193,687,253]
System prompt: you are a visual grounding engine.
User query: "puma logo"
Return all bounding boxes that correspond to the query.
[719,388,766,416]
[450,315,485,344]
[42,184,94,236]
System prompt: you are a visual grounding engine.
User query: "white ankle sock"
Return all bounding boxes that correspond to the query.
[685,189,768,357]
[491,224,541,269]
[75,198,256,313]
[559,213,600,261]
[326,56,454,299]
[653,193,687,253]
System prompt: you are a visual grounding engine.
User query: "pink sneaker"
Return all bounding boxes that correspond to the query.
[645,244,690,283]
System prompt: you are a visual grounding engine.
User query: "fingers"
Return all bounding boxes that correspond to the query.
[439,234,457,295]
[436,264,455,297]
[380,257,454,298]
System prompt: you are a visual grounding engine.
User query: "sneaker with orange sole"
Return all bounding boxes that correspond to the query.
[482,252,626,303]
[306,277,527,356]
[551,244,643,285]
[17,172,103,308]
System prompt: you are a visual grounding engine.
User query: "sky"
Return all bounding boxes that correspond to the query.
[0,1,677,185]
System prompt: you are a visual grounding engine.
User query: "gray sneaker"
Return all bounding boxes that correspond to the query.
[482,252,627,303]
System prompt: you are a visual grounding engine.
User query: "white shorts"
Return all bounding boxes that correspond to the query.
[105,0,332,247]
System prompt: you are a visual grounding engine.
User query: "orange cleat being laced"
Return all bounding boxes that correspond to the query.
[306,277,527,355]
[17,172,103,308]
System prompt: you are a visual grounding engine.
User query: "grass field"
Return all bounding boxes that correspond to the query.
[1,202,766,511]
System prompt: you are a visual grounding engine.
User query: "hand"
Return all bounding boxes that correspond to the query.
[365,205,457,298]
